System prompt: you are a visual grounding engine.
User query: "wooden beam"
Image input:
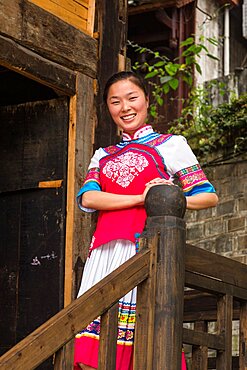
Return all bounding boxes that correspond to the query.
[72,73,96,297]
[0,0,97,78]
[0,35,76,95]
[64,94,77,309]
[186,244,247,291]
[185,271,247,300]
[183,328,225,350]
[87,0,96,35]
[128,0,195,15]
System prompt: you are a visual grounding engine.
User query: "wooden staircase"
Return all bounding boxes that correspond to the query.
[0,185,246,370]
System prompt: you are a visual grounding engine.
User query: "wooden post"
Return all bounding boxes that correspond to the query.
[216,294,233,370]
[192,321,208,370]
[135,184,186,370]
[239,301,247,370]
[98,303,119,370]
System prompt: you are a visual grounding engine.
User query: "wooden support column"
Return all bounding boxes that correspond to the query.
[134,234,158,369]
[216,294,233,370]
[98,303,119,370]
[192,321,208,370]
[135,184,187,369]
[239,301,247,370]
[95,0,128,148]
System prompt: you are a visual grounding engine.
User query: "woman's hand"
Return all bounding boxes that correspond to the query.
[142,178,174,200]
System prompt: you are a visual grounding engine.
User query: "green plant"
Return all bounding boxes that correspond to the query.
[127,35,219,118]
[128,35,246,162]
[169,92,247,161]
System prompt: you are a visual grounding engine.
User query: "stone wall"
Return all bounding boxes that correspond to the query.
[186,155,247,262]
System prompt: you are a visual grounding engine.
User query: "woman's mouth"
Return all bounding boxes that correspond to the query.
[121,113,136,121]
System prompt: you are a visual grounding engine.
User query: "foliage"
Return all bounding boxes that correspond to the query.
[128,35,219,118]
[128,35,246,162]
[168,92,247,161]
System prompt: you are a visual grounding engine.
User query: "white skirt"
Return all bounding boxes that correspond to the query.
[77,239,137,298]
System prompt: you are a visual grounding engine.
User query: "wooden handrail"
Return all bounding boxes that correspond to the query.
[186,243,247,291]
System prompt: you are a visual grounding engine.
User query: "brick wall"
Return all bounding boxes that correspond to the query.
[186,155,247,261]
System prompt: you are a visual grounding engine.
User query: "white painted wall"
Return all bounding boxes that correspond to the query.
[195,0,222,84]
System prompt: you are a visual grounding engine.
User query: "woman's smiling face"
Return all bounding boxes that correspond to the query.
[106,79,149,135]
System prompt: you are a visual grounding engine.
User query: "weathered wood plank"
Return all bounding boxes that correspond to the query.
[128,0,195,15]
[192,321,208,370]
[0,249,150,370]
[0,0,97,77]
[134,235,158,369]
[95,0,127,148]
[70,73,96,301]
[183,328,225,350]
[185,271,247,300]
[64,94,77,310]
[208,356,239,369]
[98,304,118,370]
[183,290,240,322]
[87,0,96,35]
[239,301,247,370]
[143,211,186,369]
[0,35,76,95]
[216,294,233,370]
[186,244,247,291]
[29,0,88,32]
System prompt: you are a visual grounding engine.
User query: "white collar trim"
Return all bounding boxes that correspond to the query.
[122,125,153,141]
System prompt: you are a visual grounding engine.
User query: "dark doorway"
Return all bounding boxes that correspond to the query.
[0,67,68,369]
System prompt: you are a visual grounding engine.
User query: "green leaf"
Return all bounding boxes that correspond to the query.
[140,48,147,53]
[180,37,194,47]
[206,53,219,61]
[165,63,178,76]
[154,61,166,67]
[145,70,159,79]
[207,37,219,46]
[169,78,179,90]
[195,63,202,74]
[185,56,195,65]
[182,75,193,86]
[156,96,164,106]
[160,75,173,84]
[163,84,170,94]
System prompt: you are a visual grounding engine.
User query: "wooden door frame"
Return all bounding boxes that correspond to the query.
[0,36,96,310]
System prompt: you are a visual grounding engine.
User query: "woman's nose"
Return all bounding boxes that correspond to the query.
[121,100,130,112]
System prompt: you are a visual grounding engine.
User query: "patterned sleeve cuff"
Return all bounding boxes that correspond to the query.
[77,167,101,212]
[176,164,216,195]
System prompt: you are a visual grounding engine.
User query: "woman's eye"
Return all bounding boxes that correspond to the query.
[112,101,120,105]
[130,96,138,101]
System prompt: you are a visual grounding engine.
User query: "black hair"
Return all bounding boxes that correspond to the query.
[103,71,148,103]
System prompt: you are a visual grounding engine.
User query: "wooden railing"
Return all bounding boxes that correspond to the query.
[0,185,246,370]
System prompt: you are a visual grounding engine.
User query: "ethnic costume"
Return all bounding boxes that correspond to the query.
[74,125,216,370]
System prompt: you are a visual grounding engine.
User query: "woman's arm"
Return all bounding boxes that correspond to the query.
[186,192,218,210]
[81,178,174,211]
[81,190,144,210]
[81,179,218,212]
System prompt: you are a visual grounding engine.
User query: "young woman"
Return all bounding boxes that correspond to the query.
[74,71,218,370]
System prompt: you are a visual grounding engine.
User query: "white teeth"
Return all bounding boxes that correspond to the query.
[122,114,136,120]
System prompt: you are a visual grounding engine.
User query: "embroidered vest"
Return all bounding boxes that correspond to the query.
[89,142,169,251]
